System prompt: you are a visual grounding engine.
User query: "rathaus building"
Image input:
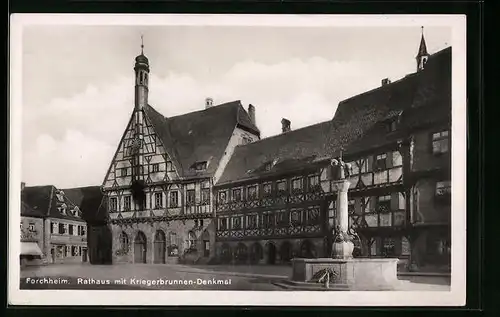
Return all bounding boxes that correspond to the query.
[102,45,260,264]
[99,31,451,272]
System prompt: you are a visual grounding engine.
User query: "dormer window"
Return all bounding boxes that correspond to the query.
[192,161,208,171]
[264,158,279,172]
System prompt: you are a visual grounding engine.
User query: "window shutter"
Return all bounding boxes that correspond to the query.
[391,192,399,211]
[386,151,393,168]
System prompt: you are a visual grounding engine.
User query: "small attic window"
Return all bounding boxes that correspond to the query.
[192,161,208,171]
[264,158,279,171]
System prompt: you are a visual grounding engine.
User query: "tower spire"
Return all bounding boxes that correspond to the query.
[416,26,430,71]
[141,34,144,54]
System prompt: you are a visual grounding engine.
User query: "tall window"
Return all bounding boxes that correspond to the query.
[68,225,74,235]
[218,191,227,204]
[247,215,258,229]
[290,210,302,226]
[376,195,391,213]
[170,191,179,207]
[382,237,396,257]
[308,175,320,191]
[432,130,449,154]
[58,223,65,234]
[232,188,242,201]
[263,213,274,228]
[263,183,272,197]
[374,153,387,170]
[277,180,287,195]
[186,190,195,206]
[166,161,174,172]
[219,218,228,230]
[154,192,163,208]
[121,168,128,177]
[292,178,303,193]
[232,217,242,229]
[247,185,257,200]
[124,196,132,211]
[119,232,129,252]
[109,197,118,212]
[188,231,197,249]
[152,163,159,173]
[201,188,210,205]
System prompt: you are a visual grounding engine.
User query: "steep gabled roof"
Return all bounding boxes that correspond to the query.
[216,46,451,185]
[22,185,88,221]
[61,186,104,223]
[21,185,54,218]
[144,100,260,178]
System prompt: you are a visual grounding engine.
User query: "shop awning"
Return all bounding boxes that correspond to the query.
[21,242,43,256]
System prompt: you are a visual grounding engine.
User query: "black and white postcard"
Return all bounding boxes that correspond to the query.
[9,14,467,306]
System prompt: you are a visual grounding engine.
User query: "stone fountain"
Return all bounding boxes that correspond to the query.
[277,156,401,291]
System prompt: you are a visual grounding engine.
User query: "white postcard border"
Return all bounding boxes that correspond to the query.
[8,14,467,306]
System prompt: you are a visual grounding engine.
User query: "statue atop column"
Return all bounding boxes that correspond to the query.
[330,148,351,180]
[329,148,359,259]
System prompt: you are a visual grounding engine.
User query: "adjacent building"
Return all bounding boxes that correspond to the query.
[102,46,260,264]
[63,186,111,265]
[213,34,451,272]
[21,183,90,264]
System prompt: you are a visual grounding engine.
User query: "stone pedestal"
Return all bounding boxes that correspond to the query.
[289,258,401,290]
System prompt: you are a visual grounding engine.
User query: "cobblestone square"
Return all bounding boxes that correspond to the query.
[20,263,450,291]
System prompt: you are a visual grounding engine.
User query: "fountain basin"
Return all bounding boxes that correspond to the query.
[290,257,401,291]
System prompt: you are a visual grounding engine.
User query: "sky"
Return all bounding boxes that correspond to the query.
[20,24,451,188]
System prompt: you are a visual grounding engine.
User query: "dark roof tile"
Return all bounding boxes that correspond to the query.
[217,47,451,185]
[144,100,259,178]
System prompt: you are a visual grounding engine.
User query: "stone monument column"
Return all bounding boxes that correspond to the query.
[330,157,355,259]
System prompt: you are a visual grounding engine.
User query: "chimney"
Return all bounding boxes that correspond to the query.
[381,78,391,86]
[248,104,256,125]
[21,182,25,191]
[281,118,291,133]
[205,97,214,109]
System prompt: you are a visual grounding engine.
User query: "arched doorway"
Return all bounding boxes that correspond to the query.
[249,242,263,264]
[154,230,166,264]
[300,240,316,258]
[220,243,232,264]
[279,241,292,263]
[134,231,147,263]
[265,242,277,264]
[234,243,248,264]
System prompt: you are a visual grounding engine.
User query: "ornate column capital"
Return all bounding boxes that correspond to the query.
[332,179,350,192]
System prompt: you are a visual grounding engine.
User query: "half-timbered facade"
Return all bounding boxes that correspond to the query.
[102,47,260,264]
[214,34,451,272]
